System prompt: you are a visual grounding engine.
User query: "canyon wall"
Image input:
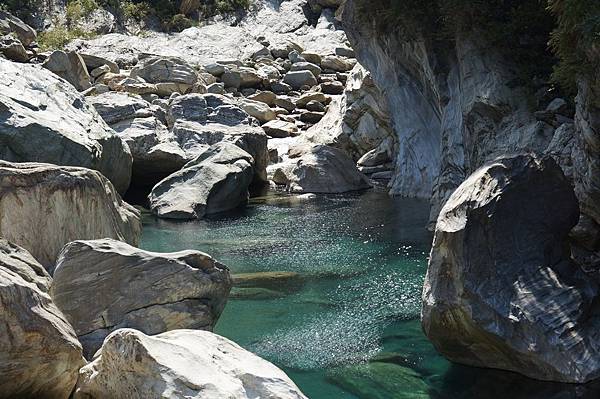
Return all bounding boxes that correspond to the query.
[339,1,565,227]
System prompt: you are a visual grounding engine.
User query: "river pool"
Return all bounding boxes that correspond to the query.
[140,189,592,399]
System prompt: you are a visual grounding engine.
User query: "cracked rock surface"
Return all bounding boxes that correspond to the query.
[51,238,232,358]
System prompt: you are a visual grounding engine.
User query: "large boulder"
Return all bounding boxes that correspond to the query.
[130,55,197,94]
[73,328,308,399]
[0,59,132,194]
[51,239,231,358]
[0,161,141,269]
[42,50,92,91]
[149,142,254,220]
[0,11,36,46]
[168,94,269,183]
[272,144,371,193]
[0,239,85,399]
[421,154,600,383]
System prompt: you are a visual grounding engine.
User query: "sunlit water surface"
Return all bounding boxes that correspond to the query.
[141,190,598,398]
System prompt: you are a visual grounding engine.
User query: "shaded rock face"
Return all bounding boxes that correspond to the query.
[421,154,600,383]
[74,328,308,399]
[0,59,132,194]
[0,239,85,399]
[0,161,141,269]
[149,143,254,220]
[51,239,232,358]
[340,2,558,225]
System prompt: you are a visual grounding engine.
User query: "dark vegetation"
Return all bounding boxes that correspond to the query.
[359,0,600,95]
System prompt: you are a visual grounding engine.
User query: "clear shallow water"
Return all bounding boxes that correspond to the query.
[140,190,600,399]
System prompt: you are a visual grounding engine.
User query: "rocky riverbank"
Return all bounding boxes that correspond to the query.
[2,0,600,396]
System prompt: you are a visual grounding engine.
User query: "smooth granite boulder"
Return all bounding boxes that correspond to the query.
[0,59,132,194]
[149,142,254,220]
[421,154,600,383]
[73,328,308,399]
[52,239,231,358]
[0,239,85,399]
[0,161,140,269]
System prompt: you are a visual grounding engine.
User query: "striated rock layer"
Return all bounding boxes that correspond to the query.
[74,328,308,399]
[422,154,600,383]
[0,58,132,194]
[0,161,140,269]
[52,239,232,358]
[0,239,85,399]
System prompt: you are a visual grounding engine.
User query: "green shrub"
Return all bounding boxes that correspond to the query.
[164,13,196,32]
[66,0,100,23]
[547,0,600,94]
[37,26,97,50]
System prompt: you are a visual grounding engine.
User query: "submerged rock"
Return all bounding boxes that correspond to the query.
[0,59,133,194]
[327,362,430,399]
[52,239,231,358]
[421,154,600,383]
[74,328,308,399]
[0,161,140,269]
[0,239,85,399]
[149,142,254,219]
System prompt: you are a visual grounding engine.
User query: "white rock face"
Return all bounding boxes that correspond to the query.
[51,238,232,358]
[0,59,132,194]
[0,239,85,399]
[74,328,308,399]
[0,161,141,269]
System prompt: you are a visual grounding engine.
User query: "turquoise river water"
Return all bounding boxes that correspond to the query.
[140,189,598,398]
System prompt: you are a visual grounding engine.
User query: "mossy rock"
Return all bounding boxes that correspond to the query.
[327,362,431,399]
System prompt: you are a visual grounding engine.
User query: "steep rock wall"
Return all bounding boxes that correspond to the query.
[340,1,557,225]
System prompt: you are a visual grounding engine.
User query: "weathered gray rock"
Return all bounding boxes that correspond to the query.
[275,144,371,193]
[112,117,187,185]
[290,61,322,77]
[74,329,308,399]
[80,53,119,74]
[421,154,600,383]
[248,90,277,106]
[321,55,355,72]
[52,239,231,358]
[0,239,85,399]
[43,50,92,91]
[0,34,28,62]
[238,99,277,123]
[0,11,36,46]
[321,80,344,94]
[262,119,298,138]
[89,91,156,125]
[284,70,318,90]
[0,161,141,269]
[222,67,263,89]
[131,55,197,87]
[0,59,133,194]
[149,143,255,219]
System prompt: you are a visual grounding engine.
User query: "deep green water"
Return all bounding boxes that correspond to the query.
[140,190,598,399]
